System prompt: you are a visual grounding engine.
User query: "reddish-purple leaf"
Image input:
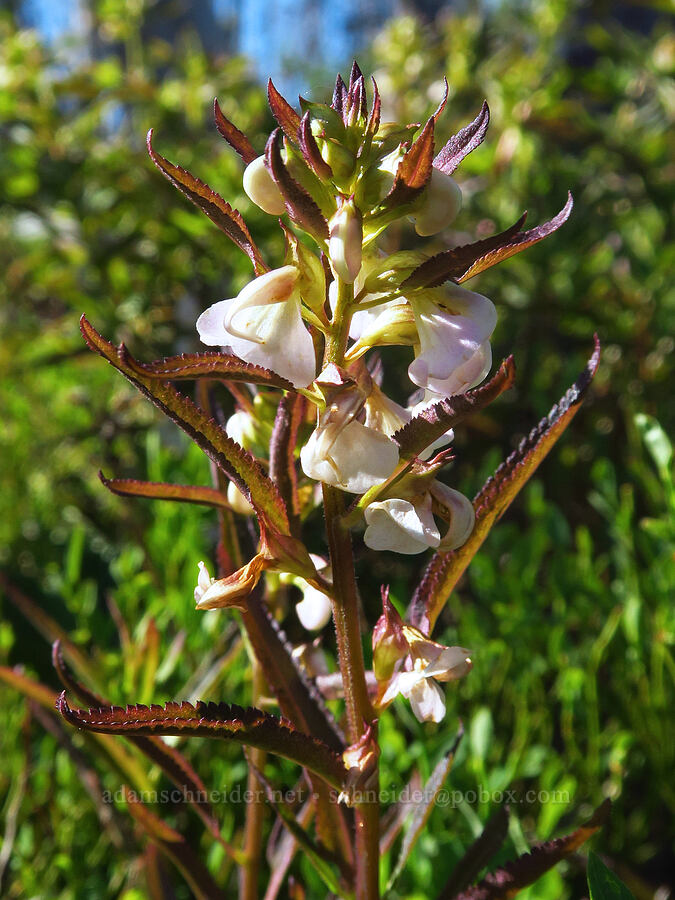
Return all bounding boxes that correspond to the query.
[265,128,329,240]
[431,77,449,123]
[213,98,257,164]
[409,337,600,633]
[57,694,346,789]
[348,61,363,91]
[268,79,301,142]
[452,801,610,900]
[123,788,228,900]
[121,349,294,389]
[404,194,573,288]
[242,594,345,752]
[375,116,435,218]
[434,101,490,175]
[81,316,290,534]
[331,73,348,119]
[99,472,232,509]
[269,394,306,535]
[298,112,333,180]
[51,641,242,861]
[394,357,516,459]
[366,76,381,136]
[347,74,367,122]
[146,130,267,274]
[438,806,510,899]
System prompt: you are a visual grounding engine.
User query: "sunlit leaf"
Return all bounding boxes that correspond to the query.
[122,349,294,389]
[265,128,329,240]
[453,801,610,900]
[410,337,600,632]
[434,101,490,175]
[213,98,257,164]
[57,694,346,788]
[298,111,333,180]
[267,79,301,141]
[99,473,232,509]
[147,129,267,274]
[404,195,573,288]
[80,316,290,534]
[587,851,636,900]
[394,357,515,459]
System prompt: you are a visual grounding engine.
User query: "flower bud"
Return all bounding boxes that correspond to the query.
[372,587,408,682]
[194,554,267,610]
[243,155,286,216]
[329,197,363,284]
[413,168,462,236]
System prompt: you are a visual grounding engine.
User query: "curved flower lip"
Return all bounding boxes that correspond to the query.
[363,496,440,555]
[430,482,475,551]
[300,418,399,493]
[196,266,317,388]
[295,583,333,631]
[408,286,496,397]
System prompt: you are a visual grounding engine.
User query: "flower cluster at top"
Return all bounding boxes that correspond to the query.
[178,63,571,720]
[197,66,500,555]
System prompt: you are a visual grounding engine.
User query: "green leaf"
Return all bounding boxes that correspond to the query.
[587,852,636,899]
[438,806,510,899]
[410,336,600,632]
[57,694,347,789]
[80,316,290,534]
[146,129,267,274]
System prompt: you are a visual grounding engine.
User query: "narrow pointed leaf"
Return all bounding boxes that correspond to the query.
[347,74,367,122]
[249,759,350,896]
[99,473,231,509]
[265,129,329,240]
[298,112,333,179]
[123,789,228,900]
[52,642,243,861]
[147,130,267,274]
[58,695,347,788]
[434,101,490,175]
[404,194,573,289]
[587,851,636,900]
[268,79,301,141]
[242,594,345,751]
[348,60,363,90]
[213,98,257,164]
[331,73,348,119]
[453,801,611,900]
[80,316,289,533]
[121,349,294,389]
[379,116,435,212]
[409,337,600,632]
[366,76,381,136]
[394,357,515,459]
[269,394,306,534]
[432,77,449,123]
[438,806,510,899]
[387,729,463,892]
[264,799,314,900]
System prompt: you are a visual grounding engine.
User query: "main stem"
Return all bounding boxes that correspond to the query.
[323,277,380,900]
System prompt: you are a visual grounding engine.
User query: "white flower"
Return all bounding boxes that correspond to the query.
[364,495,439,555]
[243,155,286,215]
[194,560,214,604]
[227,481,255,515]
[408,285,497,398]
[328,197,363,284]
[300,418,399,493]
[363,484,474,555]
[196,266,316,388]
[225,410,256,448]
[381,642,472,723]
[413,168,462,236]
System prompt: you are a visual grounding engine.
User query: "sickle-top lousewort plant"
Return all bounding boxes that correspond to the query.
[57,64,606,898]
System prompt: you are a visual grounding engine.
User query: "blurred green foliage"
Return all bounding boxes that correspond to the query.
[1,0,674,897]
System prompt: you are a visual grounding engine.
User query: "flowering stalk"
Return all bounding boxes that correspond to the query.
[57,62,603,900]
